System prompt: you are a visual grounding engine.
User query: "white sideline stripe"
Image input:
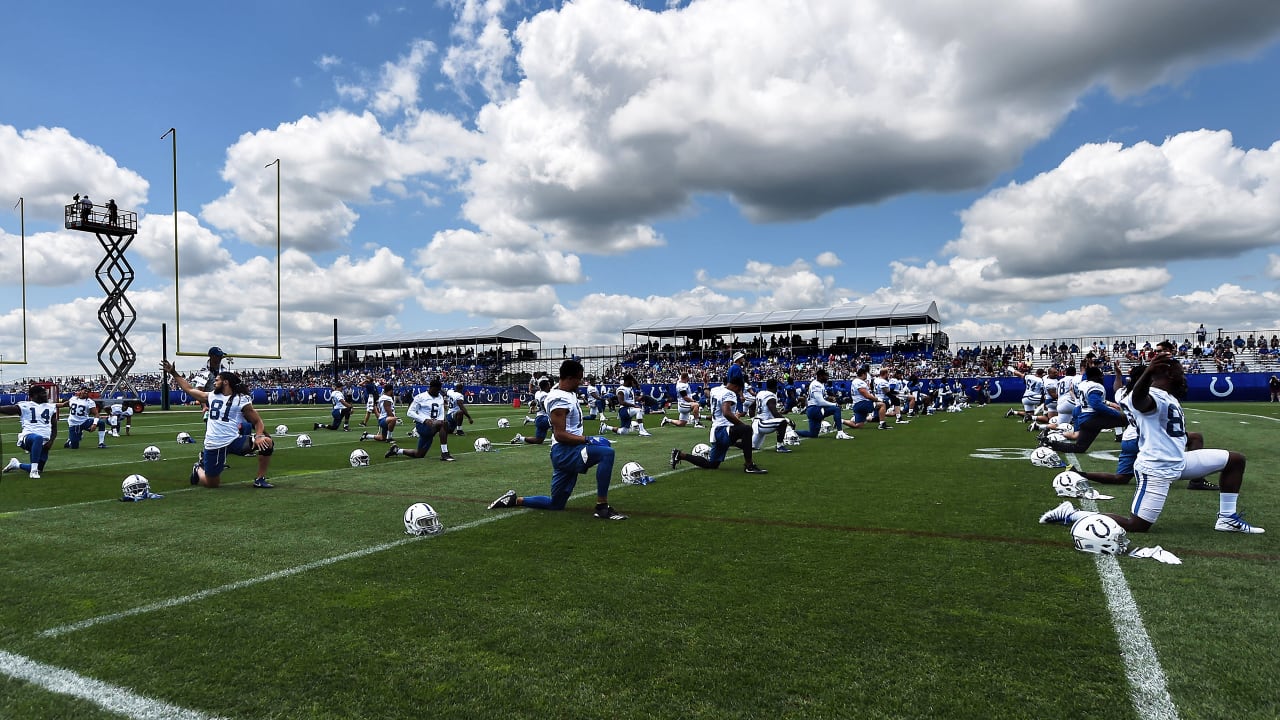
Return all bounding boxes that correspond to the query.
[38,459,705,639]
[1184,407,1280,423]
[1069,453,1179,720]
[0,649,225,720]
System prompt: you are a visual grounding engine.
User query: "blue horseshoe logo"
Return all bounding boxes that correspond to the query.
[988,380,1003,400]
[1208,376,1234,398]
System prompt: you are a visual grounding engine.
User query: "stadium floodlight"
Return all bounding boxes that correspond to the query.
[1,197,29,366]
[167,127,282,360]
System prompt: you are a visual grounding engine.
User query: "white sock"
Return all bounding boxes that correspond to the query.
[440,443,448,453]
[1220,493,1239,516]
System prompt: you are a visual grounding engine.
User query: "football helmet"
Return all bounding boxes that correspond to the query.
[1055,422,1075,434]
[409,427,419,438]
[1070,514,1130,555]
[274,424,289,436]
[176,432,195,444]
[296,434,313,448]
[691,443,712,459]
[1053,470,1094,498]
[474,437,493,452]
[403,502,444,536]
[820,420,833,434]
[621,461,647,485]
[349,449,371,467]
[783,428,800,446]
[1030,446,1065,468]
[121,474,150,500]
[1046,431,1068,445]
[142,445,162,461]
[497,417,510,428]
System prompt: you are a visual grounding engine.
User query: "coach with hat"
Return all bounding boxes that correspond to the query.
[193,346,230,393]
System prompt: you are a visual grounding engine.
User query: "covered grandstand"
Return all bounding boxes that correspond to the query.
[621,301,945,360]
[315,324,542,371]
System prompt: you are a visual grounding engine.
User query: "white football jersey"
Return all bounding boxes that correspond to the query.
[805,380,828,407]
[204,392,252,449]
[17,400,57,439]
[1123,387,1187,479]
[534,389,549,418]
[376,393,395,421]
[545,388,581,446]
[67,397,98,427]
[407,391,448,423]
[710,385,737,433]
[330,389,347,411]
[755,389,780,420]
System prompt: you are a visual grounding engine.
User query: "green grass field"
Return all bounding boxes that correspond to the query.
[1,401,1277,719]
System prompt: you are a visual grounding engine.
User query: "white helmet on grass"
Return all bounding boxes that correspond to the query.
[403,502,443,536]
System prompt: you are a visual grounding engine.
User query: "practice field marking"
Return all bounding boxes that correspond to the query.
[0,649,225,720]
[1069,453,1179,720]
[1184,407,1280,423]
[37,459,706,639]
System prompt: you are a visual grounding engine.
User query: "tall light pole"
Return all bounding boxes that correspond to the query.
[266,158,282,357]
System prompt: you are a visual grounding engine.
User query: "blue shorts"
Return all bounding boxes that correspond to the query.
[851,399,875,423]
[1116,438,1138,477]
[534,415,551,442]
[619,408,640,427]
[201,436,258,478]
[549,442,614,509]
[708,426,731,464]
[415,421,443,453]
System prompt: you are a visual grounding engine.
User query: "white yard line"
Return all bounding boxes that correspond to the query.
[1068,453,1179,720]
[0,649,226,720]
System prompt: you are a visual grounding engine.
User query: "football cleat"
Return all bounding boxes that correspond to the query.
[488,490,516,509]
[834,431,853,440]
[385,443,400,459]
[349,449,371,467]
[510,433,525,445]
[1214,513,1265,534]
[29,469,41,479]
[669,448,681,469]
[1071,514,1129,554]
[743,464,768,474]
[593,503,628,520]
[189,461,201,485]
[1187,479,1219,491]
[440,453,456,462]
[252,477,275,489]
[404,502,444,536]
[1005,408,1016,418]
[1039,501,1077,525]
[142,445,162,461]
[4,458,21,473]
[775,445,792,453]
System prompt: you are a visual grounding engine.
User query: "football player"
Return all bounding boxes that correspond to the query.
[107,395,134,437]
[487,359,627,520]
[446,382,474,436]
[1045,365,1126,454]
[314,381,353,431]
[513,378,553,445]
[64,385,107,449]
[2,384,59,479]
[669,373,767,474]
[842,366,888,431]
[661,371,704,428]
[161,360,275,489]
[750,378,794,452]
[359,376,380,427]
[387,377,455,461]
[606,374,651,436]
[360,386,398,442]
[796,368,850,438]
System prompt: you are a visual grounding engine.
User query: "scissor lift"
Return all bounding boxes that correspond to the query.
[65,201,139,397]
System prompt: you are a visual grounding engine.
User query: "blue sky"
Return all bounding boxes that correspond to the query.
[3,0,1280,378]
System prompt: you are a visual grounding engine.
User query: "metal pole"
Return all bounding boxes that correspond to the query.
[266,158,282,359]
[161,323,170,411]
[332,318,339,388]
[162,128,179,352]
